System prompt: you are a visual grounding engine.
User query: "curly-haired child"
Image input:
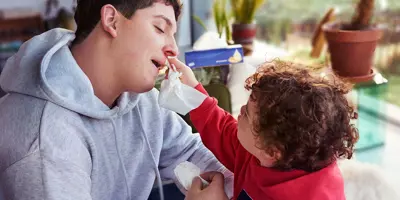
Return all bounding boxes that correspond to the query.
[168,57,359,200]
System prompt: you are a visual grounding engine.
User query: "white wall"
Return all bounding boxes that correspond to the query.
[176,0,191,48]
[0,0,75,19]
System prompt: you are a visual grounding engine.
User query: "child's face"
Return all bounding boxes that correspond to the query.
[237,99,256,152]
[237,98,276,167]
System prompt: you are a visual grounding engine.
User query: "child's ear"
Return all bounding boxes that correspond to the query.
[272,151,281,161]
[261,148,281,162]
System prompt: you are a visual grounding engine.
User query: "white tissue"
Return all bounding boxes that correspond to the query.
[193,31,228,50]
[174,161,209,190]
[174,161,235,199]
[158,69,207,115]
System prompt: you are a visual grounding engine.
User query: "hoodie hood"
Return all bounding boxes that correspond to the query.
[0,28,140,119]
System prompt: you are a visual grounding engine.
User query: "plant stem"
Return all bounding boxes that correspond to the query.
[350,0,375,29]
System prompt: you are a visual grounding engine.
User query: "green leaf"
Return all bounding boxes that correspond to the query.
[254,0,266,11]
[192,15,208,31]
[213,1,222,36]
[229,0,267,24]
[247,0,255,23]
[250,0,266,22]
[230,0,239,20]
[223,11,233,42]
[242,0,251,23]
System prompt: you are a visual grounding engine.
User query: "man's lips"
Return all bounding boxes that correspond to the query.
[151,60,161,68]
[152,59,169,71]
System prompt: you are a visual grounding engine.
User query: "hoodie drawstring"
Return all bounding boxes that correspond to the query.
[110,120,131,199]
[136,107,165,200]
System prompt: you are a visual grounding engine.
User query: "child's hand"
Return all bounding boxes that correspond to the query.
[168,57,199,88]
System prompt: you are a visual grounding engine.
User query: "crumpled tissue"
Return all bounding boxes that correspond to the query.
[158,63,207,115]
[173,161,234,199]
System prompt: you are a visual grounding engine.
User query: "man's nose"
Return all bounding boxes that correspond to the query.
[163,36,179,57]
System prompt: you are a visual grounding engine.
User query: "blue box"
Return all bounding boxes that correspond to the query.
[184,45,244,69]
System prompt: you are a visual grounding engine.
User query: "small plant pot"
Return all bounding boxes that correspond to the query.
[232,23,257,56]
[322,22,383,82]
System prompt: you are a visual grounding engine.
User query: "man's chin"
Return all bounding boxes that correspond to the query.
[129,84,155,94]
[143,85,155,93]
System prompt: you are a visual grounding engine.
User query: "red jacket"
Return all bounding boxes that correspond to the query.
[190,84,346,200]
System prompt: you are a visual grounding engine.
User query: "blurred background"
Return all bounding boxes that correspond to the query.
[0,0,399,199]
[2,0,399,106]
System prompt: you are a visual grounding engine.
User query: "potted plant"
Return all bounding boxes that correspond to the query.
[213,0,233,44]
[191,0,234,85]
[322,0,383,83]
[230,0,267,55]
[193,0,232,44]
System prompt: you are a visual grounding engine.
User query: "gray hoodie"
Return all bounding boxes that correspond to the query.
[0,28,227,200]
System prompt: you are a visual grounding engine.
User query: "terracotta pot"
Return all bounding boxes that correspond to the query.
[232,23,257,56]
[322,22,383,82]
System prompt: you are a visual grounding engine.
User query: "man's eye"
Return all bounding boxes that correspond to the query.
[155,26,164,33]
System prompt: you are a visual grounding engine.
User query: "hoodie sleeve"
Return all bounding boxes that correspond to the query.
[158,109,234,192]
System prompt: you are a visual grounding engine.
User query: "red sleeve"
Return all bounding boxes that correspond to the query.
[190,84,240,172]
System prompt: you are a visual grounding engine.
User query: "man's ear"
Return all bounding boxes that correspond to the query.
[100,4,119,38]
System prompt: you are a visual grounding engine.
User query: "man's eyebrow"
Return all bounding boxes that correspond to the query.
[154,15,173,28]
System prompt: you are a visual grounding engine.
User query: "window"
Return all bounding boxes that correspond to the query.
[254,0,400,107]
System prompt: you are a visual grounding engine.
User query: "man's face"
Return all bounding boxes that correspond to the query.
[112,2,179,93]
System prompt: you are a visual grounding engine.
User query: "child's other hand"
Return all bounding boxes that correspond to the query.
[168,57,199,88]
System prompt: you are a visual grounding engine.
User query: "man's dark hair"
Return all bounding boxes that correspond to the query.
[73,0,182,45]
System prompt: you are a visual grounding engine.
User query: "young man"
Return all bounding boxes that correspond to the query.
[0,0,231,199]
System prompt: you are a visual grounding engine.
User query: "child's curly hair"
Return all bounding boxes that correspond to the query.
[245,59,359,172]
